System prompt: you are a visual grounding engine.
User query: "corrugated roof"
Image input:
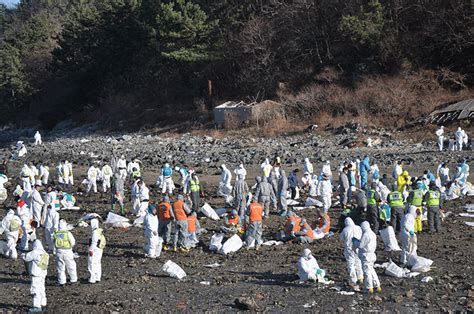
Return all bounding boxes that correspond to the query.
[431,98,474,120]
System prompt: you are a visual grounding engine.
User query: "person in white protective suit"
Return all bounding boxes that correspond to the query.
[42,204,59,254]
[53,219,77,285]
[161,163,174,195]
[339,217,363,290]
[17,199,35,251]
[303,158,313,175]
[116,155,127,180]
[127,159,140,180]
[131,178,141,215]
[87,165,98,193]
[400,206,417,265]
[20,164,32,191]
[29,163,38,185]
[435,126,444,151]
[39,164,49,185]
[218,164,233,197]
[356,221,381,293]
[101,163,113,192]
[297,248,325,282]
[321,160,332,181]
[31,181,45,225]
[137,180,150,217]
[234,164,247,181]
[1,209,21,259]
[261,158,273,179]
[22,239,49,312]
[57,161,65,186]
[34,131,42,145]
[317,173,332,214]
[301,172,317,197]
[64,160,74,186]
[88,218,106,283]
[144,205,162,258]
[454,127,464,151]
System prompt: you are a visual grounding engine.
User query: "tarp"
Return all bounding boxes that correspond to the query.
[201,203,220,220]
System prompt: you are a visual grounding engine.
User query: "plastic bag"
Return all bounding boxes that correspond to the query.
[305,198,323,207]
[379,226,401,251]
[408,254,433,273]
[104,212,129,224]
[161,260,186,280]
[219,234,243,255]
[209,233,224,251]
[201,203,220,220]
[385,260,406,278]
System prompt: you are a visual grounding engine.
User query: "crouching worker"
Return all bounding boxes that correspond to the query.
[22,239,48,312]
[295,218,316,243]
[144,205,162,258]
[245,196,263,250]
[187,212,203,248]
[88,218,106,283]
[297,248,326,282]
[315,208,331,236]
[277,211,301,242]
[220,209,243,234]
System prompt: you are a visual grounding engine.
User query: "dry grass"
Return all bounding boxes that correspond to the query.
[280,69,474,128]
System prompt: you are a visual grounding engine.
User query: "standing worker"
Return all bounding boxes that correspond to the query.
[233,174,249,218]
[277,170,289,216]
[161,163,174,195]
[87,164,98,194]
[144,205,161,258]
[31,181,45,225]
[366,182,381,234]
[88,218,106,283]
[171,195,191,252]
[245,196,264,250]
[318,173,332,214]
[34,131,42,145]
[340,217,363,291]
[400,206,417,265]
[387,184,405,233]
[435,126,444,151]
[111,173,125,215]
[188,171,201,213]
[407,182,425,233]
[22,239,49,312]
[255,176,276,218]
[356,221,381,293]
[423,183,442,233]
[158,196,172,250]
[53,219,77,285]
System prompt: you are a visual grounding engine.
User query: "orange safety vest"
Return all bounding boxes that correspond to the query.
[172,200,187,221]
[318,214,331,234]
[301,223,315,239]
[158,202,172,221]
[187,215,197,233]
[227,215,240,226]
[249,202,263,223]
[285,216,301,234]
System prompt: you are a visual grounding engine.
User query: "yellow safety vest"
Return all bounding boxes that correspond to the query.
[10,219,20,232]
[388,192,404,208]
[426,190,440,207]
[410,190,424,207]
[54,230,72,249]
[190,179,200,192]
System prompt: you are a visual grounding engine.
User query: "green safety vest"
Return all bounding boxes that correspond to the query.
[367,189,377,205]
[97,228,106,249]
[38,253,49,270]
[10,219,20,232]
[190,179,200,192]
[410,190,424,207]
[54,230,72,249]
[426,190,440,207]
[132,170,141,178]
[388,191,404,208]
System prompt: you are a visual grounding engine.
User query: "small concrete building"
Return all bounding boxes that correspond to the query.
[214,100,284,128]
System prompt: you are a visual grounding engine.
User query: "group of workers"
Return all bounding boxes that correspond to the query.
[436,126,470,151]
[0,128,472,311]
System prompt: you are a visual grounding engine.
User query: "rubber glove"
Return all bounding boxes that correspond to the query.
[89,250,93,257]
[409,230,415,237]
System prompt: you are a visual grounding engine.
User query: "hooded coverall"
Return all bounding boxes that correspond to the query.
[233,176,249,218]
[255,176,276,217]
[340,217,363,286]
[400,206,417,264]
[358,221,380,290]
[22,240,48,310]
[53,221,77,285]
[88,219,106,282]
[144,210,162,258]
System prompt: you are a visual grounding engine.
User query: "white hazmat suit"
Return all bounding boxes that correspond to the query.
[43,205,59,254]
[88,219,105,283]
[22,240,48,311]
[340,217,363,286]
[87,166,98,193]
[1,209,21,259]
[357,221,380,291]
[144,209,162,258]
[54,220,77,285]
[400,206,417,264]
[297,248,322,282]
